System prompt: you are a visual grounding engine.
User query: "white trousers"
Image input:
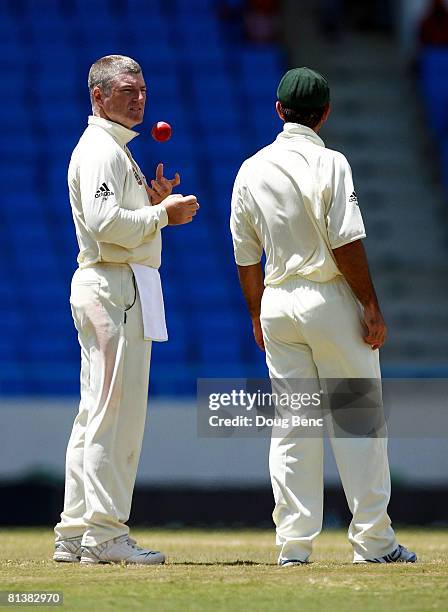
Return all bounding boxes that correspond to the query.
[54,264,152,547]
[260,275,397,562]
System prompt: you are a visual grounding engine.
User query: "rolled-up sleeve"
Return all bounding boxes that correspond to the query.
[230,169,263,265]
[326,153,366,249]
[79,150,168,249]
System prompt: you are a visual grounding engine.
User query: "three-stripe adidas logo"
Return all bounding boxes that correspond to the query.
[348,191,358,205]
[95,182,114,199]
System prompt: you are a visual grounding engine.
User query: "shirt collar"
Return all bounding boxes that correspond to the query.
[88,115,139,146]
[277,122,325,148]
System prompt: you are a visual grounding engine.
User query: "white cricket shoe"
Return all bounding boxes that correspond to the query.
[53,536,83,563]
[354,544,417,564]
[279,559,308,567]
[80,534,165,565]
[278,555,309,567]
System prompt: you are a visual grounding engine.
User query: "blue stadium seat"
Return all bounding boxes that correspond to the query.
[4,104,31,125]
[0,2,16,22]
[31,309,72,330]
[0,133,40,156]
[419,46,448,138]
[0,337,14,360]
[2,61,29,89]
[3,310,26,333]
[192,79,237,108]
[128,13,168,34]
[80,43,123,66]
[201,131,246,158]
[144,98,187,125]
[27,334,75,360]
[1,162,36,193]
[1,41,28,65]
[240,47,283,74]
[24,361,80,395]
[33,42,75,67]
[26,0,63,18]
[181,22,223,47]
[195,106,240,130]
[38,106,85,131]
[24,281,67,306]
[13,247,60,276]
[181,46,227,68]
[175,0,216,14]
[147,73,181,98]
[200,340,243,363]
[126,0,164,18]
[72,0,112,19]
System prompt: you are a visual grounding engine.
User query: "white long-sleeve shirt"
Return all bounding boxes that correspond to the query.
[68,116,168,269]
[230,123,366,285]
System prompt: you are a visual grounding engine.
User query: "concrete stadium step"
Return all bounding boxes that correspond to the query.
[368,248,447,267]
[329,81,413,105]
[366,224,446,244]
[382,347,448,362]
[384,274,448,293]
[324,115,412,139]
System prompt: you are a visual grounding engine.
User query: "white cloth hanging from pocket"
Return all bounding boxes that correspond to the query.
[129,263,168,341]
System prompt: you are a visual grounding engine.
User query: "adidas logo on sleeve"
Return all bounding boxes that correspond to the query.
[95,182,114,198]
[348,191,358,205]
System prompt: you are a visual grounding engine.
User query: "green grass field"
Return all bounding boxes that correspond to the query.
[1,528,447,611]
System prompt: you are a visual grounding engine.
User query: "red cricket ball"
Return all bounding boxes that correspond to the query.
[151,121,172,142]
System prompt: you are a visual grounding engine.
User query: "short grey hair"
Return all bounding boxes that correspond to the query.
[88,55,142,106]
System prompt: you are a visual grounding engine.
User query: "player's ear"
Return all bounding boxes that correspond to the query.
[276,101,285,121]
[323,103,331,123]
[92,86,104,109]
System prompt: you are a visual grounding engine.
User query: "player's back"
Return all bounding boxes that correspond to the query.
[232,123,360,285]
[244,136,330,258]
[231,123,365,286]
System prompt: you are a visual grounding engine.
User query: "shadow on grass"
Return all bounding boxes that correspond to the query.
[170,560,273,566]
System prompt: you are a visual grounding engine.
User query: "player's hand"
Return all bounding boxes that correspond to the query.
[362,304,387,350]
[164,194,200,225]
[252,316,265,352]
[146,163,181,204]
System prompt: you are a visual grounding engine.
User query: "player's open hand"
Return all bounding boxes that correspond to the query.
[362,304,387,350]
[146,163,181,204]
[164,194,200,225]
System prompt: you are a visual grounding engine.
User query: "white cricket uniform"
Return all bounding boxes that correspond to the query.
[230,122,397,562]
[54,116,168,547]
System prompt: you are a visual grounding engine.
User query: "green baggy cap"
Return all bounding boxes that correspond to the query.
[277,67,330,109]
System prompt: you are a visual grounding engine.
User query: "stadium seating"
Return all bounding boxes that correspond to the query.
[0,0,284,395]
[419,45,448,241]
[419,46,448,139]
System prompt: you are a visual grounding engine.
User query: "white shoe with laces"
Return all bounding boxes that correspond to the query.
[278,558,308,567]
[354,544,417,564]
[80,534,165,565]
[53,536,83,563]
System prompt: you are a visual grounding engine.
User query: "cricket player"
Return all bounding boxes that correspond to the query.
[53,55,199,565]
[230,67,416,564]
